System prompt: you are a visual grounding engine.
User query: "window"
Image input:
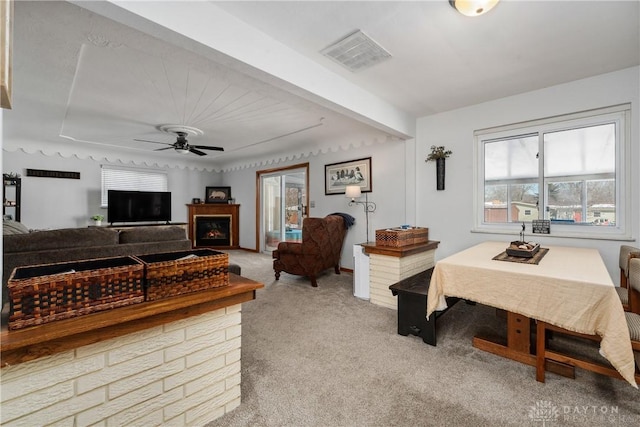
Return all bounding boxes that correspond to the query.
[101,166,168,207]
[474,104,630,239]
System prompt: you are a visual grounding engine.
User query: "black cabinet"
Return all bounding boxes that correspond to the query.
[3,174,21,221]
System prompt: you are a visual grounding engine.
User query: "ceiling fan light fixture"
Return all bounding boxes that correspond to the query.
[449,0,500,17]
[135,123,223,156]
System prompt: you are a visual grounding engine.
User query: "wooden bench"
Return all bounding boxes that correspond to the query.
[389,268,461,346]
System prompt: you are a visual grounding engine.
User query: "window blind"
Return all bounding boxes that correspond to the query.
[101,166,168,207]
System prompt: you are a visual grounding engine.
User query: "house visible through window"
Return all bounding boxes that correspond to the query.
[101,166,168,207]
[475,104,630,239]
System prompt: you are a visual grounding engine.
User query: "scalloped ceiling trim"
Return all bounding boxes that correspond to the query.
[217,134,401,172]
[2,147,222,173]
[4,134,404,173]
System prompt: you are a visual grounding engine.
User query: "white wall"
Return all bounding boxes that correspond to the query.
[415,67,640,283]
[223,138,409,269]
[2,150,221,229]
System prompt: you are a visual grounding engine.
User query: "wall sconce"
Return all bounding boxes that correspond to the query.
[449,0,500,17]
[346,185,376,242]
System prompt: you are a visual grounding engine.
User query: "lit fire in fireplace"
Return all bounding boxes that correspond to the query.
[195,215,232,247]
[206,229,226,239]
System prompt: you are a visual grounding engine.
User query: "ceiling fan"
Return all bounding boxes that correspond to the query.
[135,126,223,156]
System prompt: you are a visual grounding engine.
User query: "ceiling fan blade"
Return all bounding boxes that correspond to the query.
[154,146,174,152]
[134,138,173,146]
[189,147,207,156]
[191,145,224,152]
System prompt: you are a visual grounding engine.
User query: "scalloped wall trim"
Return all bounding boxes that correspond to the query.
[217,134,402,172]
[3,134,404,173]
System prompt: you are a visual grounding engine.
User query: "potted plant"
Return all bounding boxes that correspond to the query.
[91,214,105,226]
[425,145,452,190]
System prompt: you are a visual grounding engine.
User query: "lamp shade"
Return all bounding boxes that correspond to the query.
[345,185,362,199]
[449,0,499,17]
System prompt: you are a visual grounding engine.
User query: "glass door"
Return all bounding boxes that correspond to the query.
[258,164,308,254]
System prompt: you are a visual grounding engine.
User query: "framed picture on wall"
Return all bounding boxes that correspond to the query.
[205,186,231,203]
[324,157,372,195]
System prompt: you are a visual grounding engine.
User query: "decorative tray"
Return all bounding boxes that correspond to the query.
[506,241,540,258]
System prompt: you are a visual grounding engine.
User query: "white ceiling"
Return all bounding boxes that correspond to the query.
[3,1,639,170]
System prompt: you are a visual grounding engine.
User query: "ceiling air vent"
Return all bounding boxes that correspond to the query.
[321,30,392,72]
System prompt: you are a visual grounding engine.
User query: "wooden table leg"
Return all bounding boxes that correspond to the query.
[473,311,575,379]
[534,320,639,384]
[536,320,546,382]
[507,312,530,353]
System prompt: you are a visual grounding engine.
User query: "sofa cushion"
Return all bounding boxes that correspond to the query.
[118,226,187,244]
[3,227,119,253]
[3,220,30,235]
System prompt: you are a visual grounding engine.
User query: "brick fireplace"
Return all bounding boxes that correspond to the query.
[187,204,240,249]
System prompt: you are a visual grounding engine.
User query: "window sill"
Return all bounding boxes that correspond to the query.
[470,226,634,242]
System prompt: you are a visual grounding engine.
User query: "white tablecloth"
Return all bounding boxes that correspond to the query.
[426,241,637,387]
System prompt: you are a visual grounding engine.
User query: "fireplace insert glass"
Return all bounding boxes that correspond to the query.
[195,215,232,247]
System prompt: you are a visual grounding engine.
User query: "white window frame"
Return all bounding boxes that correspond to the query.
[473,104,631,240]
[100,165,168,207]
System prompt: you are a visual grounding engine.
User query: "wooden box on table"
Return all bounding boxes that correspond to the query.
[375,227,429,247]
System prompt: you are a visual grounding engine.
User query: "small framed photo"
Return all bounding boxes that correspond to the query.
[206,186,231,203]
[325,157,372,195]
[192,198,201,204]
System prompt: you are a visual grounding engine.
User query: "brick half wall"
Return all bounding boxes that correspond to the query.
[369,249,436,309]
[0,305,243,426]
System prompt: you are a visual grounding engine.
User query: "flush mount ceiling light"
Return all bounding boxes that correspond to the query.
[321,30,391,72]
[449,0,500,17]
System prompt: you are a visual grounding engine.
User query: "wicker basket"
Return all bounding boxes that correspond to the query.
[411,227,429,245]
[135,249,229,301]
[376,228,413,247]
[7,256,144,330]
[506,241,540,258]
[375,227,429,247]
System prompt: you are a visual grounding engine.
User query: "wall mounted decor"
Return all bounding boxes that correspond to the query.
[206,186,231,203]
[26,169,80,179]
[425,146,452,191]
[324,157,372,195]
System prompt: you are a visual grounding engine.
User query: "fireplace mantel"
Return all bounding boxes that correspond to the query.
[187,204,240,249]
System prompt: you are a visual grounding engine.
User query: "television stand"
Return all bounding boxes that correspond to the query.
[105,223,188,233]
[107,222,187,228]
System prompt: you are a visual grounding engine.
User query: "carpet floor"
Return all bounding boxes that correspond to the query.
[206,250,639,427]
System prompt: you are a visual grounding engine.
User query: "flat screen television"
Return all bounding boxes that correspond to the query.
[107,190,172,224]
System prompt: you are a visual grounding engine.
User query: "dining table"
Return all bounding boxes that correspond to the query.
[426,241,637,388]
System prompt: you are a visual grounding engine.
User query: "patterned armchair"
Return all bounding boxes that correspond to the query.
[272,215,347,287]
